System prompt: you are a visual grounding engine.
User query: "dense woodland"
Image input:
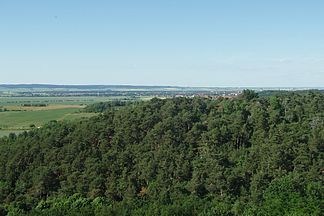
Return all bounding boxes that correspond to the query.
[0,90,323,215]
[83,101,130,113]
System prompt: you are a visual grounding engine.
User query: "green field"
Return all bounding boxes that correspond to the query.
[0,96,151,137]
[0,108,96,130]
[0,108,96,137]
[0,96,118,137]
[0,96,134,106]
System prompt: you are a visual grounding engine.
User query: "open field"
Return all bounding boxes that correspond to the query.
[0,95,150,137]
[0,96,134,106]
[0,107,95,137]
[0,96,128,136]
[0,108,96,130]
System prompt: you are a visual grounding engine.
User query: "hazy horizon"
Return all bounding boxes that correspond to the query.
[1,83,324,89]
[1,1,324,87]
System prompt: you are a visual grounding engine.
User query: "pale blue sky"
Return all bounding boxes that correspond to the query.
[1,0,323,87]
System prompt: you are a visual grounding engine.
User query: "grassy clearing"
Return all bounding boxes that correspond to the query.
[0,96,147,137]
[0,108,96,130]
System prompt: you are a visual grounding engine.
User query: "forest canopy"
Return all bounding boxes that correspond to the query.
[0,91,323,215]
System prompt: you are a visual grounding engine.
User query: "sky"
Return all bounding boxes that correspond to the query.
[1,0,324,87]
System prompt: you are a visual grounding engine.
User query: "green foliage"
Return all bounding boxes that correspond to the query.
[83,100,130,113]
[0,92,323,215]
[240,89,259,101]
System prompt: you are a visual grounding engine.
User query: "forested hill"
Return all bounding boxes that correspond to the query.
[0,91,323,215]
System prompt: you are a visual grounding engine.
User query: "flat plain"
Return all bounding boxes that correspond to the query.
[0,96,134,136]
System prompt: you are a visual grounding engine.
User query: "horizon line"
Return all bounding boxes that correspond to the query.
[0,83,323,89]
